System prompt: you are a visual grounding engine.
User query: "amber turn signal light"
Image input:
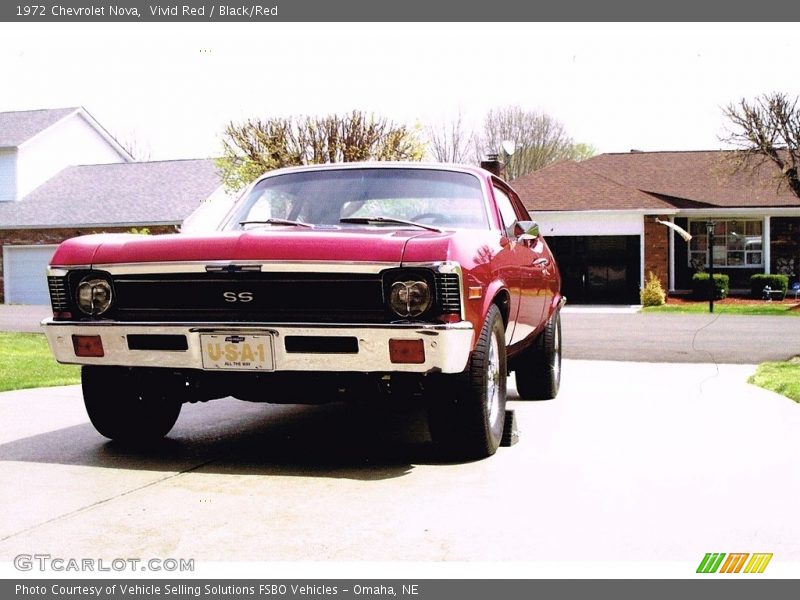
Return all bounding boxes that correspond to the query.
[72,335,105,357]
[388,339,425,364]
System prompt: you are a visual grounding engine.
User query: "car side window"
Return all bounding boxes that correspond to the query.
[493,186,519,233]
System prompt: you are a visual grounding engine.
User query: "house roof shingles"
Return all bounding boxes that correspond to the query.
[511,159,674,212]
[0,159,221,228]
[584,151,800,208]
[0,107,79,147]
[512,150,800,212]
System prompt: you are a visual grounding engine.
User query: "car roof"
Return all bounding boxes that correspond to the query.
[251,161,493,183]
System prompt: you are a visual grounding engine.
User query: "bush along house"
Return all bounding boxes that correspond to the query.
[511,150,800,304]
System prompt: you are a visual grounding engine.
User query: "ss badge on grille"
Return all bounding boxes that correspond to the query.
[223,291,254,303]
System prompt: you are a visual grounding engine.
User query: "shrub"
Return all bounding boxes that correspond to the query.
[692,273,729,300]
[750,274,789,298]
[640,272,666,307]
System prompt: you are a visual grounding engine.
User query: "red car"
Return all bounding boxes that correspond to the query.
[43,163,563,458]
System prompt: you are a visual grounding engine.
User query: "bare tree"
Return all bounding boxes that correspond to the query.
[427,112,475,164]
[113,130,152,161]
[721,92,800,198]
[475,106,577,180]
[217,111,426,191]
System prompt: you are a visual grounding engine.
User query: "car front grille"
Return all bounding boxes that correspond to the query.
[110,272,388,323]
[435,272,461,314]
[47,276,69,312]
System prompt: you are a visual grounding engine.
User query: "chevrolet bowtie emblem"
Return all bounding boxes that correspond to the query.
[205,264,261,273]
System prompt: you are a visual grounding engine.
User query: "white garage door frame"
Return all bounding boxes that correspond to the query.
[537,210,647,295]
[3,244,59,305]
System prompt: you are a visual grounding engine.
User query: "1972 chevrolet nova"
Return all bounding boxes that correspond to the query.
[43,163,563,458]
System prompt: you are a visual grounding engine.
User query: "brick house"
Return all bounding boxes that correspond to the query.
[0,107,222,304]
[511,151,800,304]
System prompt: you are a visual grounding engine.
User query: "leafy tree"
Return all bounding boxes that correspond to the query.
[567,142,597,162]
[217,110,426,191]
[721,92,800,198]
[475,105,578,180]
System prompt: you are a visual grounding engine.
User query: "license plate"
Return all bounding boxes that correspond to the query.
[200,334,274,371]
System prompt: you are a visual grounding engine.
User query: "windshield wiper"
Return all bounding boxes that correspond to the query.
[339,216,442,233]
[239,218,313,228]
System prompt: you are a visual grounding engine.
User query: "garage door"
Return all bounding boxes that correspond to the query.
[547,236,641,304]
[3,245,58,305]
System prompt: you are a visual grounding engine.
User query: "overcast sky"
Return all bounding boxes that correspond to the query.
[2,22,798,161]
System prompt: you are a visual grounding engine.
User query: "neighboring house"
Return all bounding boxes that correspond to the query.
[0,107,223,304]
[512,150,800,304]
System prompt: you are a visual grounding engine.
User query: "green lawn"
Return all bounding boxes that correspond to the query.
[642,303,800,316]
[748,357,800,403]
[0,332,81,392]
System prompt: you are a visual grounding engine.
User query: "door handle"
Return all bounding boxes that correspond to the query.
[532,258,550,267]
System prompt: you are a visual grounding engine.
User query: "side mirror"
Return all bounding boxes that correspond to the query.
[512,220,540,241]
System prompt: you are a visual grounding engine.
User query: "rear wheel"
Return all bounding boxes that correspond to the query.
[428,305,507,459]
[82,366,182,443]
[514,309,562,400]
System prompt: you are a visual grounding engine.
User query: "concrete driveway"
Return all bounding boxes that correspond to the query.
[0,360,798,576]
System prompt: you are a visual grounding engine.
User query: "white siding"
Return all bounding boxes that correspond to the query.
[0,148,17,202]
[3,245,57,305]
[536,211,645,237]
[17,112,127,198]
[181,186,234,232]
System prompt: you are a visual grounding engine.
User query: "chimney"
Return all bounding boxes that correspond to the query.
[481,153,506,178]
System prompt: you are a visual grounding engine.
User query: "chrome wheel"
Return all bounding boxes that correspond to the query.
[551,319,562,384]
[513,309,562,401]
[486,330,502,427]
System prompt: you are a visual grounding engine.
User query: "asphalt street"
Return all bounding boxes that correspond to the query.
[561,309,800,364]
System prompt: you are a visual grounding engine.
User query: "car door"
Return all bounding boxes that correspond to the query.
[493,182,549,345]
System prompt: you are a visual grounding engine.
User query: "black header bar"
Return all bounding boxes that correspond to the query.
[2,0,799,22]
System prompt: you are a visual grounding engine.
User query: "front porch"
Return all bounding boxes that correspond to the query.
[669,215,800,294]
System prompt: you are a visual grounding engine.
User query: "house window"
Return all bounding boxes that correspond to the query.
[688,219,763,268]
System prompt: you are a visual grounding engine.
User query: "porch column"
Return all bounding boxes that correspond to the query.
[764,216,771,274]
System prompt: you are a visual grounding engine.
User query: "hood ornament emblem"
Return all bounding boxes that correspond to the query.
[205,264,261,273]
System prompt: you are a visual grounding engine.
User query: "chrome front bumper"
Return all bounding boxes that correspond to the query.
[41,319,475,374]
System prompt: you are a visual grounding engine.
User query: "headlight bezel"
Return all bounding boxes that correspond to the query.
[71,271,115,317]
[382,268,439,321]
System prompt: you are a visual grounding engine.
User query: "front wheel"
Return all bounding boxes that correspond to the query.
[514,309,562,400]
[82,366,182,443]
[428,304,507,459]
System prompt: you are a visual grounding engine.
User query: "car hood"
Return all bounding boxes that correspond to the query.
[50,227,469,268]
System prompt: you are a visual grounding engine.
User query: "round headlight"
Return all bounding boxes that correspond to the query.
[76,278,113,316]
[389,280,431,317]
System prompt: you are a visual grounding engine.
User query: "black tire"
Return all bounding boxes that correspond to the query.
[428,304,507,459]
[514,309,562,400]
[82,366,182,443]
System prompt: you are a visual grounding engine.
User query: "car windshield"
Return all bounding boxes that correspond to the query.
[223,168,489,231]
